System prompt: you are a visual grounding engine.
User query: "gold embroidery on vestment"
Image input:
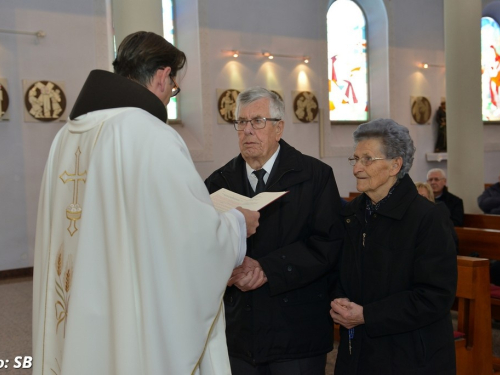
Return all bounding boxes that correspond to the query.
[59,147,87,236]
[54,244,72,339]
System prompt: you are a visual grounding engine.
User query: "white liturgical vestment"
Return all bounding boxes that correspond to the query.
[33,107,246,375]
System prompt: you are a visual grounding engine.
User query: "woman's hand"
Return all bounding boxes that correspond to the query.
[330,298,365,329]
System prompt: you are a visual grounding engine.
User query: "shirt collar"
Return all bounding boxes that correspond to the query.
[245,145,280,187]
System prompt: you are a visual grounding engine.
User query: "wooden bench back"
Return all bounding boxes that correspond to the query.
[462,214,500,230]
[456,227,500,259]
[455,256,492,375]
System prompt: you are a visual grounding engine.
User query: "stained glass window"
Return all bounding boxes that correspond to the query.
[327,0,368,122]
[162,0,178,120]
[481,17,500,122]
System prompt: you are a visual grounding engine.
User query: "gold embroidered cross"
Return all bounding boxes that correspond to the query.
[59,147,87,236]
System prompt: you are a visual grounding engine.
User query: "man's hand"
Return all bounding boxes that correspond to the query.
[228,256,267,291]
[236,207,260,237]
[330,298,365,329]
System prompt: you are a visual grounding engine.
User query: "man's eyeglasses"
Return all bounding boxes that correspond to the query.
[427,177,444,182]
[170,75,180,97]
[348,156,387,166]
[233,117,281,131]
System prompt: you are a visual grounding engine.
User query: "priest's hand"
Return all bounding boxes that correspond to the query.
[236,207,260,237]
[330,298,365,329]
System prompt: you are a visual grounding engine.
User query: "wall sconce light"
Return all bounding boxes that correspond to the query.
[222,50,310,64]
[419,62,445,69]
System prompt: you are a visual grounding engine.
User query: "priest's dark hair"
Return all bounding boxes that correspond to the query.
[112,31,186,87]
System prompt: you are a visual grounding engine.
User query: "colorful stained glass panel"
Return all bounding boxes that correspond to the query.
[327,0,368,122]
[162,0,178,120]
[481,17,500,121]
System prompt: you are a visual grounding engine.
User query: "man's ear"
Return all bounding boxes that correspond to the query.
[157,67,172,92]
[275,120,284,140]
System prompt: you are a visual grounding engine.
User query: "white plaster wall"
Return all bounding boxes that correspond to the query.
[1,0,500,271]
[191,0,388,197]
[192,0,499,197]
[0,0,112,271]
[387,0,500,186]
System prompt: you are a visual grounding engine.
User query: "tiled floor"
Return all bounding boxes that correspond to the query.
[0,277,33,375]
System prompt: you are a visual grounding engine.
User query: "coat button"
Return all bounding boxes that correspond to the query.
[281,255,286,259]
[245,304,251,311]
[287,265,293,272]
[283,298,288,303]
[346,218,351,223]
[373,214,377,219]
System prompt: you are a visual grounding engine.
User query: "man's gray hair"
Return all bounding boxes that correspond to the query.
[353,118,416,179]
[427,168,446,180]
[235,87,285,120]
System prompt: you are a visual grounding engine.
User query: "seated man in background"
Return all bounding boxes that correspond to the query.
[427,168,464,226]
[416,182,458,252]
[478,174,500,215]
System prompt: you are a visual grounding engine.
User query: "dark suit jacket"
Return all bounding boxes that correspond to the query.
[205,139,344,364]
[478,182,500,214]
[436,186,464,226]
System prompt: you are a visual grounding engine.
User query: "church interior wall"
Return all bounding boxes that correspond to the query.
[0,0,499,271]
[0,0,110,271]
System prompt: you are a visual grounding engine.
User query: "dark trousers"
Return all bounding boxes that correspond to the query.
[229,354,327,375]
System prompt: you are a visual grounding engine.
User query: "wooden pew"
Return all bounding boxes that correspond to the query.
[456,227,500,259]
[349,191,361,199]
[456,227,500,322]
[455,256,493,375]
[462,214,500,230]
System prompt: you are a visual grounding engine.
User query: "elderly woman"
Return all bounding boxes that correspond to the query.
[331,119,457,374]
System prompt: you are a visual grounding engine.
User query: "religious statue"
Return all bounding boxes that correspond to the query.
[434,101,447,152]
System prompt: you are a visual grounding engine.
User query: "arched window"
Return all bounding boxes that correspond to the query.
[162,0,179,120]
[327,0,368,123]
[481,16,500,122]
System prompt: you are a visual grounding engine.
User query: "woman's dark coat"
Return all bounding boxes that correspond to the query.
[205,139,344,364]
[334,174,457,375]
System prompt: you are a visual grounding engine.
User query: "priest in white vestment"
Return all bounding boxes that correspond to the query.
[32,31,259,375]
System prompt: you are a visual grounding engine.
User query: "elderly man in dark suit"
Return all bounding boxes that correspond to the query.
[427,168,464,226]
[205,87,343,375]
